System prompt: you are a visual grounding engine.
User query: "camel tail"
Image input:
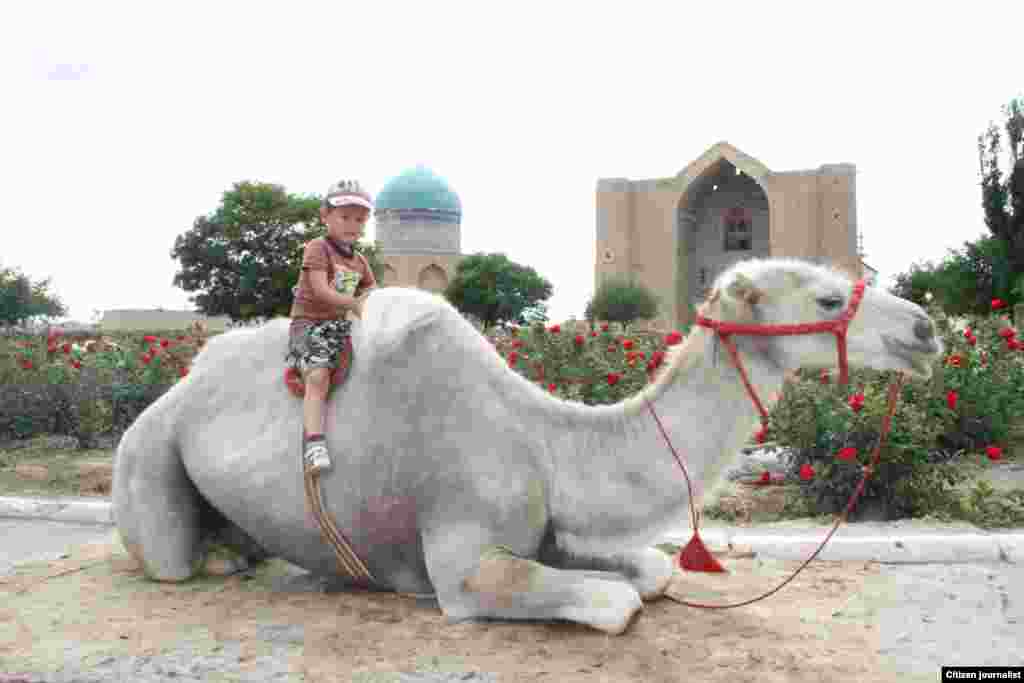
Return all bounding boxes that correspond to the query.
[112,405,207,581]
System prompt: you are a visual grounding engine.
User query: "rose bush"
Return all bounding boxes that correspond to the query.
[1,323,208,446]
[488,321,687,406]
[769,296,1024,523]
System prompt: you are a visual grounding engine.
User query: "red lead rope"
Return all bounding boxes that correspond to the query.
[644,374,903,609]
[644,278,907,608]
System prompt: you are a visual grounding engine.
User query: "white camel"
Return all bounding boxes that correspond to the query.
[113,258,941,634]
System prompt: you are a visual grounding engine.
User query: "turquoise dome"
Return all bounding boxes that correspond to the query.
[375,165,462,214]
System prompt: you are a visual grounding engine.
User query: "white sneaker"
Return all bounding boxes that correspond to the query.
[303,440,333,474]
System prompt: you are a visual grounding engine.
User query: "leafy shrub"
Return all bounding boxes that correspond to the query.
[489,321,687,406]
[0,323,208,447]
[585,276,661,327]
[769,296,1024,521]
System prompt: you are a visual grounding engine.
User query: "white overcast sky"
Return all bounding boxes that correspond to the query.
[2,2,1021,324]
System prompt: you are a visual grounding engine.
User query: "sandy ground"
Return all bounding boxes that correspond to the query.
[0,531,936,683]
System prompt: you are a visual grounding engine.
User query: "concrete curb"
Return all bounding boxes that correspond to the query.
[2,495,1021,565]
[0,495,114,526]
[659,525,1023,565]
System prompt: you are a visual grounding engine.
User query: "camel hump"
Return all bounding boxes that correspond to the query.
[358,287,447,361]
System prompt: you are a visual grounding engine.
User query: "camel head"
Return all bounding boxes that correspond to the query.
[702,259,943,380]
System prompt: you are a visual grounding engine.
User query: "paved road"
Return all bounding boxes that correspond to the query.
[1,518,1021,681]
[870,562,1022,677]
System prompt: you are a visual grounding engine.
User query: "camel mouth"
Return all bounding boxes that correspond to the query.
[881,334,939,378]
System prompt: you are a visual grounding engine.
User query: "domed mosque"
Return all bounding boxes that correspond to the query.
[373,165,463,293]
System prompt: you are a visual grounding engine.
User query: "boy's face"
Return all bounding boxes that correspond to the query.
[322,204,369,244]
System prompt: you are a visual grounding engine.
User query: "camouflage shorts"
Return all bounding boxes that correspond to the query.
[285,318,352,375]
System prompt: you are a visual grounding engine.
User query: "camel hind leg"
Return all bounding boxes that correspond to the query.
[114,423,270,580]
[113,422,206,581]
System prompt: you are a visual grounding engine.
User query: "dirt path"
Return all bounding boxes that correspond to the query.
[0,531,921,683]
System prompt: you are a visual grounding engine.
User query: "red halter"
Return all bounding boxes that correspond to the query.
[642,277,904,602]
[695,279,867,427]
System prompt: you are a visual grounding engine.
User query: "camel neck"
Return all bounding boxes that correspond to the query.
[547,326,787,556]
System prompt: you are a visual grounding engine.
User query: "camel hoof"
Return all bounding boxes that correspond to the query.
[202,546,250,576]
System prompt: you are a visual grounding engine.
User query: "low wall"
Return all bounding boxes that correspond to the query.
[99,310,230,332]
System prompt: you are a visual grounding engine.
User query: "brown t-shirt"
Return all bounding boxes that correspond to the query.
[289,237,376,320]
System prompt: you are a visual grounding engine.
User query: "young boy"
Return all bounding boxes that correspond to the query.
[286,179,377,474]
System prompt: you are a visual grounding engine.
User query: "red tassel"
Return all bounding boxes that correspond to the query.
[677,530,727,573]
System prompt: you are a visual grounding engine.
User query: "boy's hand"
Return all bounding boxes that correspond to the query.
[350,293,370,319]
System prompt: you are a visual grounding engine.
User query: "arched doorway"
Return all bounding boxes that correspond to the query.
[378,263,398,287]
[677,158,770,321]
[417,264,448,293]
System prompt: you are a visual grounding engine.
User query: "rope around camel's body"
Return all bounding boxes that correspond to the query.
[303,465,376,585]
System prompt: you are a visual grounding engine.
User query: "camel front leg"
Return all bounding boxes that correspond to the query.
[539,544,675,601]
[424,542,644,635]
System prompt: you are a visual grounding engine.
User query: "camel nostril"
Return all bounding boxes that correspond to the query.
[914,317,934,342]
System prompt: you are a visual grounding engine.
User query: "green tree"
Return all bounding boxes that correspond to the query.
[585,275,660,328]
[892,98,1024,314]
[978,97,1024,299]
[444,253,553,330]
[0,266,67,326]
[171,181,382,321]
[890,236,1013,315]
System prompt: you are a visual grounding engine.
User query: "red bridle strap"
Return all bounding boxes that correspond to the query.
[695,280,867,423]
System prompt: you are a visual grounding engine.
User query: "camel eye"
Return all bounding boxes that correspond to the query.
[818,296,844,311]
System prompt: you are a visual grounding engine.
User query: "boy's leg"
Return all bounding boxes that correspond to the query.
[302,367,333,474]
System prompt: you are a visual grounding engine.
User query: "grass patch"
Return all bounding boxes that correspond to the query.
[0,436,114,497]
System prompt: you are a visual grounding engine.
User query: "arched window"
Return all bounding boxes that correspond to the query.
[723,207,752,251]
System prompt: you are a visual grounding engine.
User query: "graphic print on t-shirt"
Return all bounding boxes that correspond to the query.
[334,269,362,296]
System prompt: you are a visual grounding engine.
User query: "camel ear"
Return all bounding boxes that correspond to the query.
[726,273,764,307]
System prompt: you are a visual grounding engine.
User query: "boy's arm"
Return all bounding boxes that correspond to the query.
[309,269,361,310]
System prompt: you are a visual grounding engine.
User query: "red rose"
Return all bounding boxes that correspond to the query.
[140,354,152,365]
[178,366,189,378]
[547,383,556,392]
[143,335,157,343]
[999,327,1016,339]
[820,370,830,384]
[512,339,523,349]
[963,327,973,339]
[799,464,815,481]
[507,351,519,366]
[607,372,621,386]
[1009,339,1021,351]
[986,445,1003,462]
[160,339,170,348]
[664,330,684,346]
[848,393,865,413]
[754,426,768,444]
[947,390,958,411]
[760,471,771,483]
[71,360,82,369]
[62,343,71,354]
[590,331,598,337]
[176,335,186,341]
[836,447,858,462]
[47,343,57,353]
[600,323,609,332]
[607,345,616,353]
[623,339,634,350]
[992,299,1006,310]
[574,335,585,346]
[946,355,963,367]
[966,336,977,347]
[20,359,33,370]
[651,350,666,366]
[549,324,561,334]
